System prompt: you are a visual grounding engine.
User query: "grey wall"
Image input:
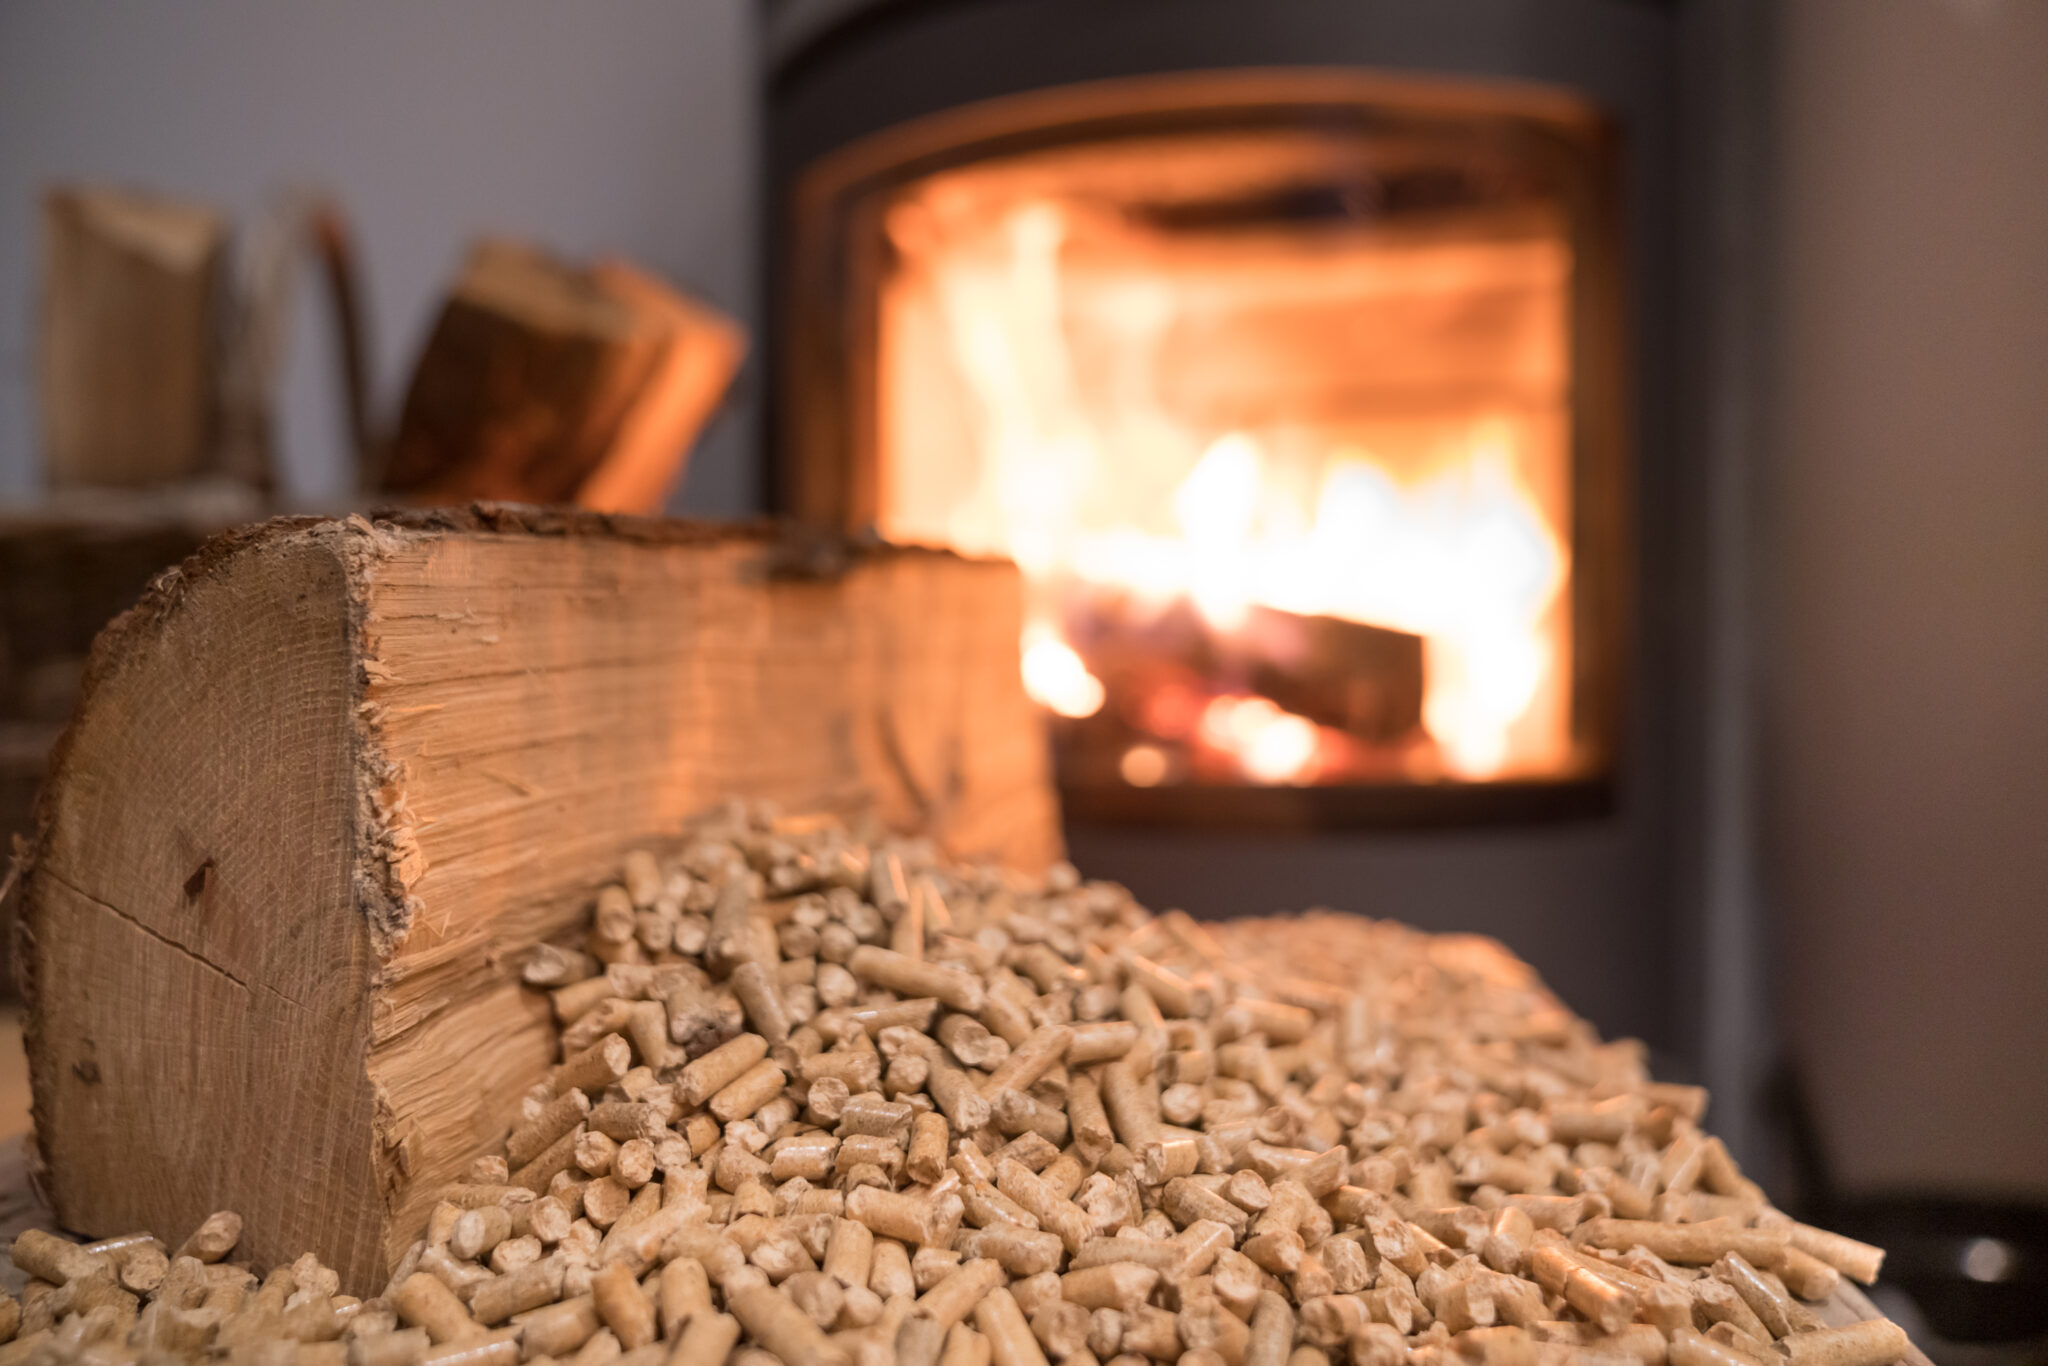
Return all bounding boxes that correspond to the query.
[1773,0,2048,1195]
[0,1,760,514]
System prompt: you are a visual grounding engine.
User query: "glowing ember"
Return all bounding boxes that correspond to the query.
[1020,629,1105,718]
[1119,744,1170,788]
[879,185,1576,784]
[1199,695,1322,784]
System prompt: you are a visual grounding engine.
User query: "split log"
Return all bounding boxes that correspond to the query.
[40,186,227,487]
[379,242,743,510]
[573,260,747,515]
[12,508,1057,1293]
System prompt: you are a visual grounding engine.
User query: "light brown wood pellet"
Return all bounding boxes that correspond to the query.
[1,804,1913,1366]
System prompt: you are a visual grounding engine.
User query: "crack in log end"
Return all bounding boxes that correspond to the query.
[875,704,933,826]
[43,866,252,996]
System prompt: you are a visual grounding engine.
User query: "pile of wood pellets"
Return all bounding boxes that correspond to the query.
[1,804,1909,1366]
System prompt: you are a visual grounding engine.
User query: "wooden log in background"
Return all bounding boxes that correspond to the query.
[378,242,744,511]
[40,187,226,488]
[12,508,1058,1293]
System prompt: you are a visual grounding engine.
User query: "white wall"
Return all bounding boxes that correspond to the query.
[0,1,759,513]
[1773,0,2048,1194]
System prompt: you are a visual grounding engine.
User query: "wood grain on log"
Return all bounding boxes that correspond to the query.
[12,507,1057,1293]
[0,491,255,992]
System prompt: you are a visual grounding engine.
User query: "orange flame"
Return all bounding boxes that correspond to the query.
[879,195,1574,781]
[1020,627,1105,719]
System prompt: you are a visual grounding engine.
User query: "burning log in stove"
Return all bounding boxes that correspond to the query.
[1057,587,1427,787]
[781,70,1626,814]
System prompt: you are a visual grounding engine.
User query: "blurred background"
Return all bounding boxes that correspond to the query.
[2,0,2044,1350]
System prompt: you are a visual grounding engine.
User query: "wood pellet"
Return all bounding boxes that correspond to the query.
[0,802,1905,1366]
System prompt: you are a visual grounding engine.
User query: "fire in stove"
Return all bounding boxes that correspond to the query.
[1005,419,1566,784]
[875,148,1579,790]
[784,76,1621,812]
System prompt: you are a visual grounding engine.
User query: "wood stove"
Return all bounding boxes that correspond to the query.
[778,67,1625,827]
[767,0,1727,1062]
